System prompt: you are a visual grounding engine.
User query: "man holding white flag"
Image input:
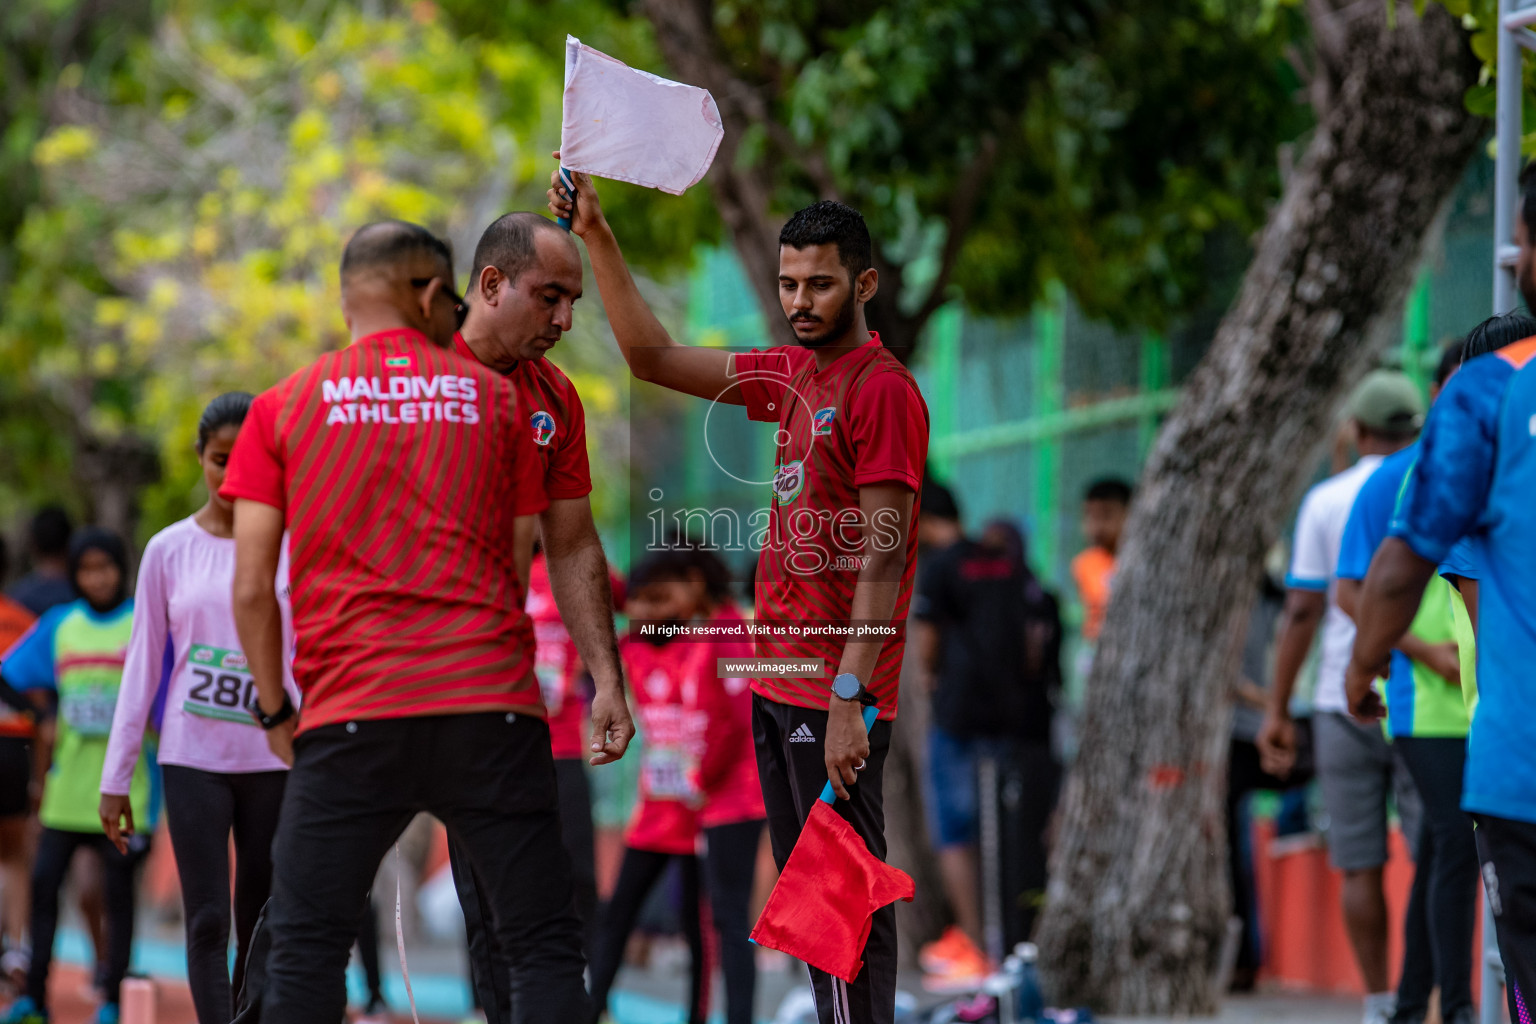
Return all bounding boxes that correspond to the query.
[550,168,928,1024]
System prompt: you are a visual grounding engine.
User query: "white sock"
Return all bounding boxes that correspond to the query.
[1363,991,1396,1021]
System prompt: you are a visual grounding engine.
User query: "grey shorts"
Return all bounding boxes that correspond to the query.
[1313,711,1423,872]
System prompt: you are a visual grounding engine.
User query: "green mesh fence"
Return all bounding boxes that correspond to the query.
[662,156,1498,621]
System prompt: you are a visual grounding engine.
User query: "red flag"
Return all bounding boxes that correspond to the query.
[750,798,915,982]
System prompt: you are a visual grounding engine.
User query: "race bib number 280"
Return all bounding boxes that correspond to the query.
[185,644,259,726]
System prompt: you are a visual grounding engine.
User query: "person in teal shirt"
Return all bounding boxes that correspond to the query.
[0,529,154,1024]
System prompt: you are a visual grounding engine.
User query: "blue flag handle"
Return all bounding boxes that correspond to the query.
[556,167,576,231]
[817,704,880,804]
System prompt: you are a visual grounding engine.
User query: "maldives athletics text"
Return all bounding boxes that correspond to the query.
[320,373,481,426]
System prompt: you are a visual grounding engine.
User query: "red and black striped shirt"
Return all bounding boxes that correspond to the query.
[221,328,549,733]
[453,333,593,501]
[734,335,928,719]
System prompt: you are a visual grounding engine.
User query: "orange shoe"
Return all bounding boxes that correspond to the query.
[922,936,991,994]
[919,926,970,974]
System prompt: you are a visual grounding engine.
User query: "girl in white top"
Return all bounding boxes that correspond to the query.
[98,392,299,1024]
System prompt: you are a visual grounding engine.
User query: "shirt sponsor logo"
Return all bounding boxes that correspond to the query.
[531,410,557,446]
[772,459,806,505]
[812,406,837,436]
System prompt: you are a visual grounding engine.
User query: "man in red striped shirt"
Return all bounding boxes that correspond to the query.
[551,177,927,1024]
[225,221,629,1024]
[448,211,627,1021]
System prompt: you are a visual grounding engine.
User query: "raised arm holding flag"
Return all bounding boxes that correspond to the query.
[551,169,926,1024]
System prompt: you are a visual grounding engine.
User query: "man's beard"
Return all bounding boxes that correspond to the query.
[786,293,856,349]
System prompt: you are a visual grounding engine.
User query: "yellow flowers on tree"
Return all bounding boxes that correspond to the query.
[3,5,578,539]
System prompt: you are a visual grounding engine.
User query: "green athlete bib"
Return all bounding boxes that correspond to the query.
[43,606,153,833]
[183,644,260,726]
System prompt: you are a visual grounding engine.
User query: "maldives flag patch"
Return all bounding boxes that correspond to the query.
[384,355,414,370]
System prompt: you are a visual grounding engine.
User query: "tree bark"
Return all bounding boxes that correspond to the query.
[74,433,159,544]
[1033,3,1481,1015]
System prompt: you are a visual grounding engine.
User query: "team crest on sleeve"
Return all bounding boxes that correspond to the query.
[812,406,837,436]
[530,410,557,446]
[772,459,806,504]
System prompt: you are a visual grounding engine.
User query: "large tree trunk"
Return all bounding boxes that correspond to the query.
[1033,2,1481,1015]
[75,433,159,543]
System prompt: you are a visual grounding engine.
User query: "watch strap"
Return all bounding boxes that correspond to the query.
[251,694,295,730]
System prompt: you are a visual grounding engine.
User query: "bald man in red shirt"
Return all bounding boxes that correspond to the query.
[447,211,627,1021]
[226,221,632,1024]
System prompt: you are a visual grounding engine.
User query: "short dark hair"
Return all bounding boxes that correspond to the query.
[197,392,254,454]
[28,505,72,559]
[920,478,960,522]
[1085,478,1133,506]
[779,200,873,279]
[1433,341,1462,388]
[470,212,566,293]
[340,220,453,283]
[1463,312,1536,364]
[1521,162,1536,250]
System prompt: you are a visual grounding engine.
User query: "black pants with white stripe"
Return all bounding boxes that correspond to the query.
[754,695,897,1024]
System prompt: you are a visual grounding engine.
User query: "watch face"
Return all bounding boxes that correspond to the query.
[833,675,861,700]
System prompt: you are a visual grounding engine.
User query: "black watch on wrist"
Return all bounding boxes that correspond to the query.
[831,672,877,706]
[250,694,296,731]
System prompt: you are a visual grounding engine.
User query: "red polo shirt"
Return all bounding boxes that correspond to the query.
[732,334,928,719]
[221,328,548,733]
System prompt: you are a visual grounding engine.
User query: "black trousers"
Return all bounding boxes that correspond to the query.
[28,827,147,1007]
[356,897,383,1009]
[1226,739,1293,973]
[704,819,764,1024]
[162,765,287,1024]
[1394,737,1478,1019]
[754,695,895,1024]
[259,712,587,1024]
[454,755,597,1023]
[1475,813,1536,1024]
[589,849,706,1024]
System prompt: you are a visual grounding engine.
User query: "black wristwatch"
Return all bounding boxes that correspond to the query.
[831,672,877,706]
[250,694,296,731]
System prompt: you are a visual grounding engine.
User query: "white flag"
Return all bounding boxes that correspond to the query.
[560,35,724,196]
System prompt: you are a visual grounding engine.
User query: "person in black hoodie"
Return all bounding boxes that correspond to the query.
[913,482,1062,985]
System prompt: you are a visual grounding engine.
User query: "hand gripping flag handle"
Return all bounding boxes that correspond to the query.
[556,167,576,231]
[817,704,879,804]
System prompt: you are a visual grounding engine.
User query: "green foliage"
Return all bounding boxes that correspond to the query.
[630,0,1310,330]
[0,0,711,542]
[1440,0,1536,150]
[0,0,1310,541]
